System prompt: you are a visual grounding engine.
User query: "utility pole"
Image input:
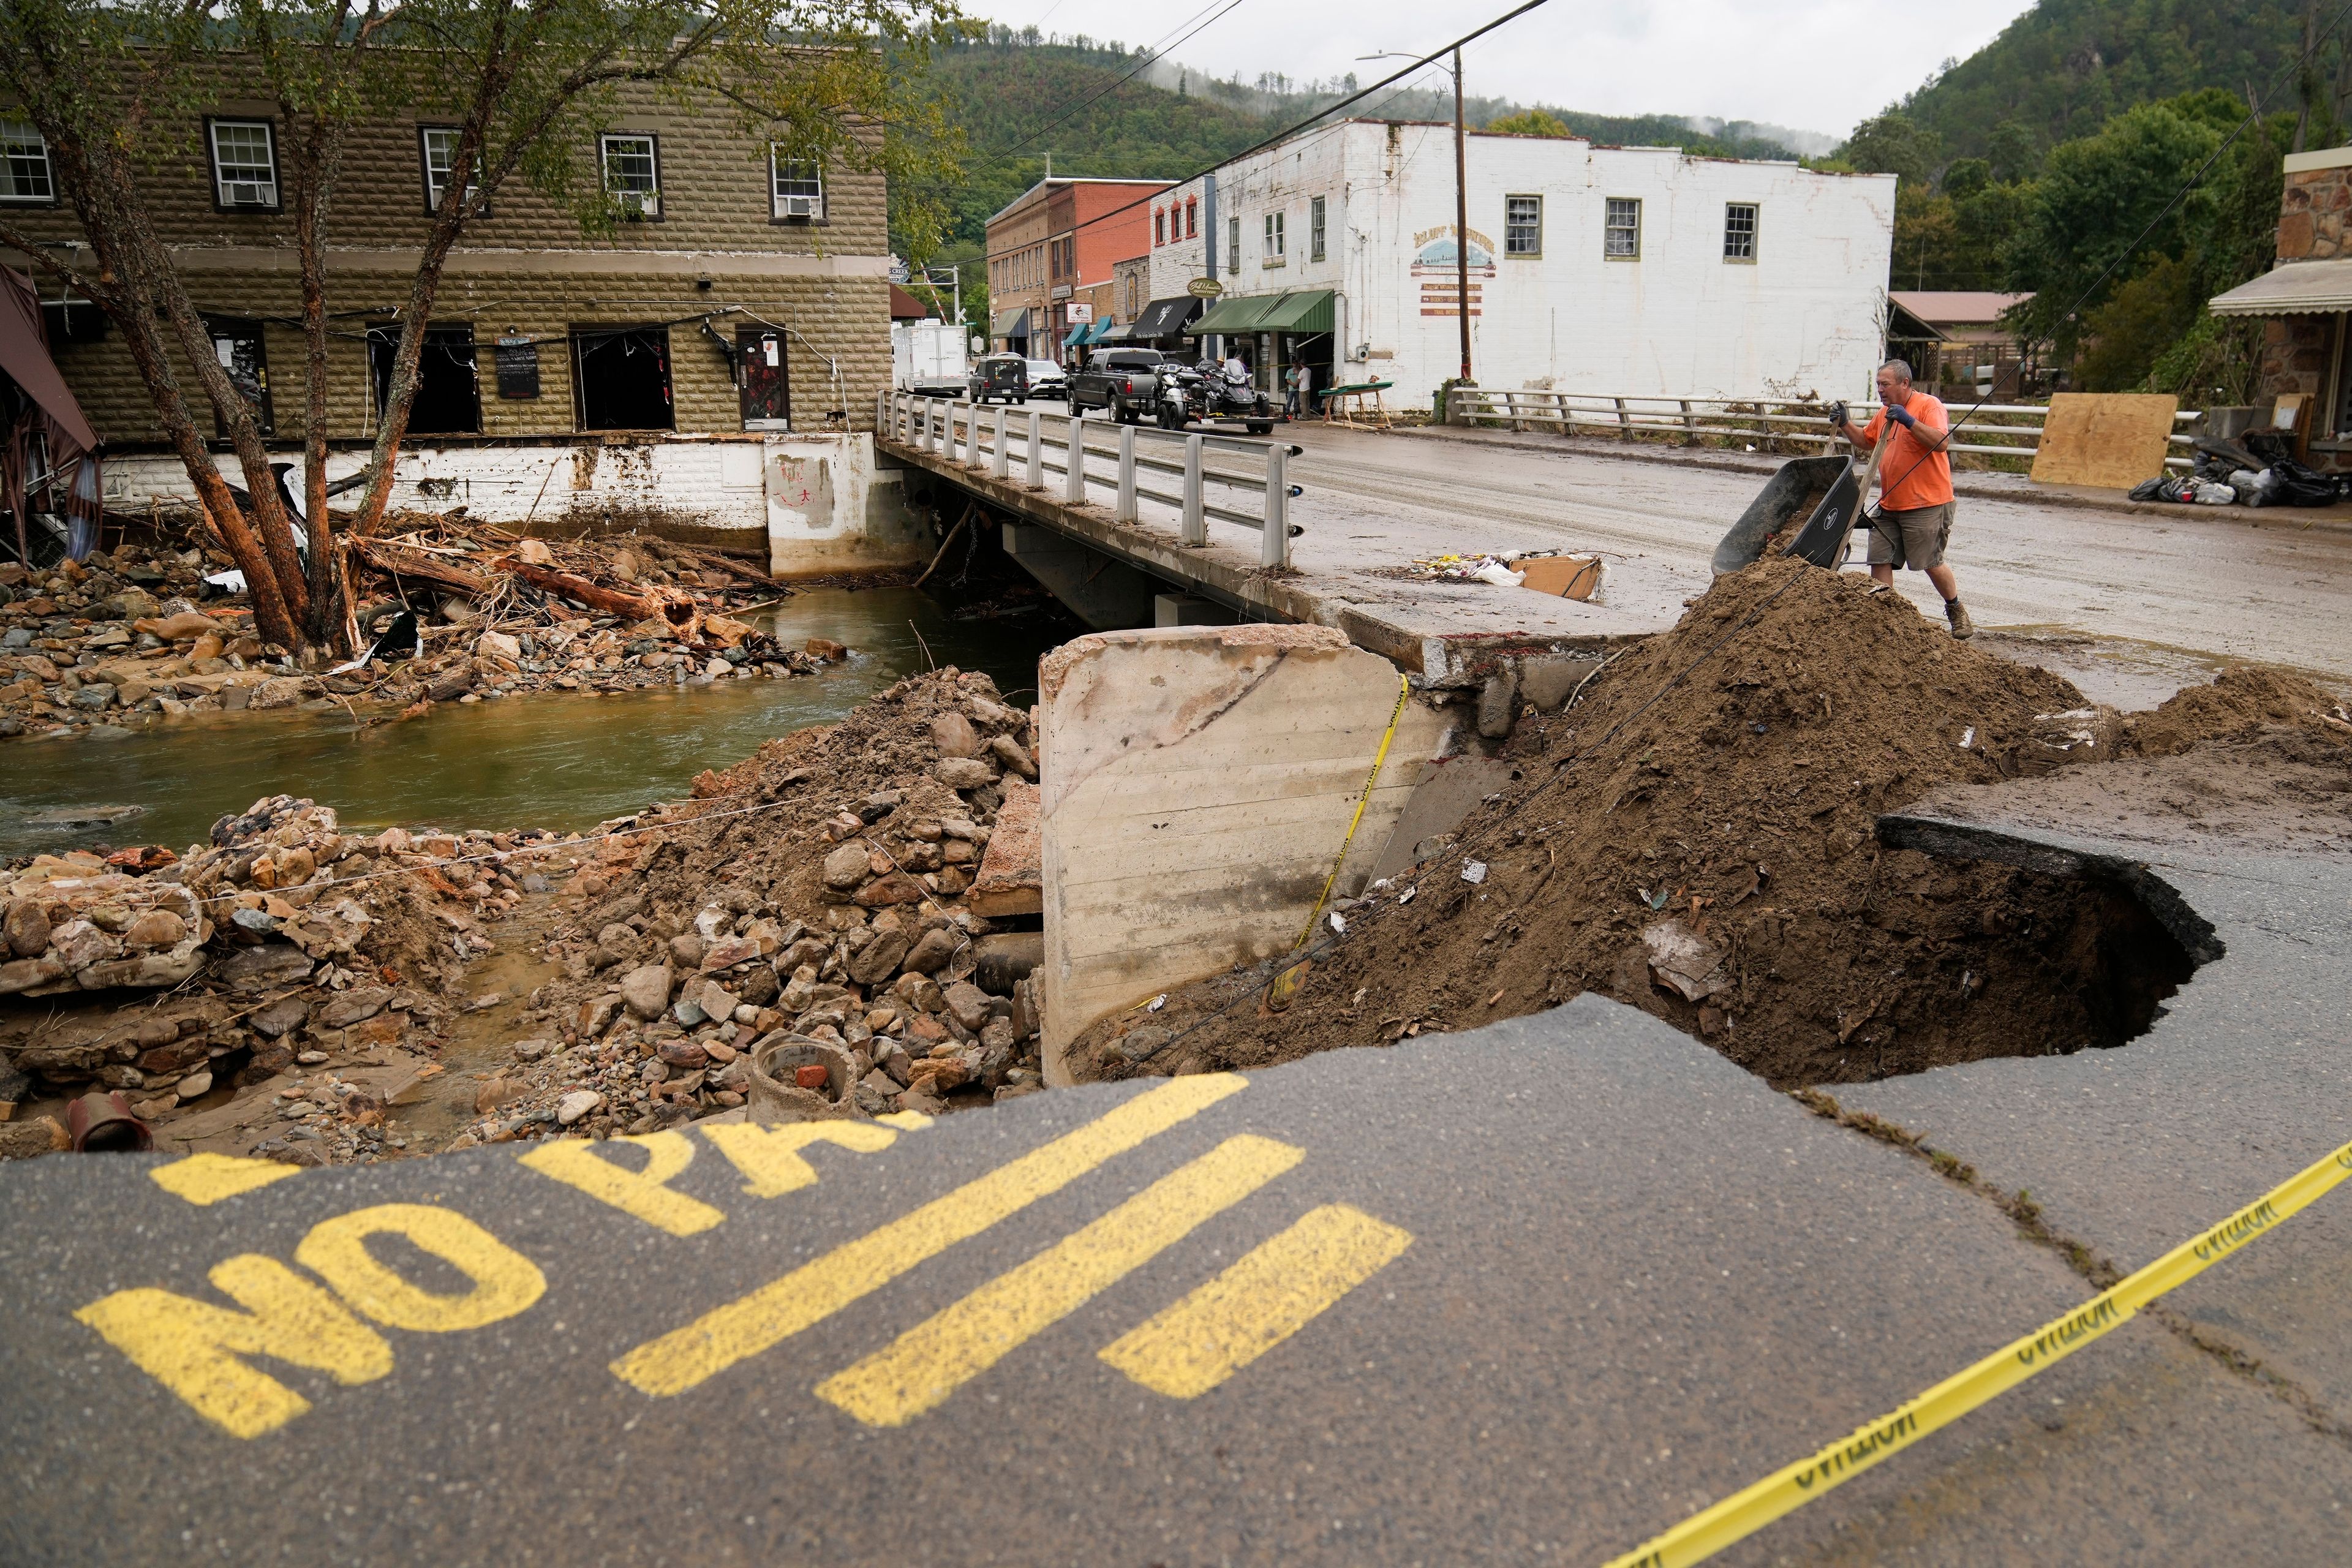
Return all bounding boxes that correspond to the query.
[1453,46,1471,383]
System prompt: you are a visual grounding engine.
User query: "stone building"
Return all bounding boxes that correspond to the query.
[2212,143,2352,469]
[0,66,921,570]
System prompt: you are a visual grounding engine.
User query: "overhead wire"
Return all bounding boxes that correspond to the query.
[975,0,1253,170]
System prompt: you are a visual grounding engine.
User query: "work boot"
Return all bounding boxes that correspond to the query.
[1944,598,1975,639]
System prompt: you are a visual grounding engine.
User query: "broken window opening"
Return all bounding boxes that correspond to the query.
[370,324,481,435]
[203,317,273,435]
[570,325,674,431]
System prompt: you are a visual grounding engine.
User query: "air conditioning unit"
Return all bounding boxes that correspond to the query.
[776,194,820,221]
[223,181,274,207]
[638,190,660,217]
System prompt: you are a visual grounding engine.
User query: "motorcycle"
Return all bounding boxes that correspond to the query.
[1156,362,1275,435]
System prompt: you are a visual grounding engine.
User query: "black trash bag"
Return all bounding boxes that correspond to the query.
[2128,477,2171,502]
[2266,458,2340,507]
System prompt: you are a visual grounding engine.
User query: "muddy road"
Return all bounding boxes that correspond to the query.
[1288,424,2352,692]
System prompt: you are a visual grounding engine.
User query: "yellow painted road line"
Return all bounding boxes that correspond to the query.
[149,1155,303,1207]
[1602,1134,2352,1568]
[1100,1203,1412,1399]
[817,1134,1304,1426]
[612,1074,1247,1397]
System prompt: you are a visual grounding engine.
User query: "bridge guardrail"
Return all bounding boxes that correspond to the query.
[880,391,1296,569]
[1446,388,2202,470]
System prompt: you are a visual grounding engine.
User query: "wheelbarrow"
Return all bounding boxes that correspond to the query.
[1710,423,1897,575]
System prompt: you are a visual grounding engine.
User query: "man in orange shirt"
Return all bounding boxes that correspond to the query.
[1828,359,1975,639]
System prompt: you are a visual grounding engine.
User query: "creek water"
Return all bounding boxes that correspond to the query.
[2,586,1073,860]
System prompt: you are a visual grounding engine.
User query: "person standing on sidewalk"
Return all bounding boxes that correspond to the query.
[1829,360,1975,638]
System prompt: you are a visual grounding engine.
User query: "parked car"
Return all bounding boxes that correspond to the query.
[1023,358,1069,400]
[1067,348,1173,423]
[968,353,1029,404]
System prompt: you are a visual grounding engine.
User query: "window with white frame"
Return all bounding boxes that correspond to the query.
[600,133,660,218]
[209,119,279,209]
[0,119,53,203]
[1227,214,1240,274]
[1504,194,1542,257]
[770,149,823,221]
[1723,202,1758,262]
[1310,195,1326,262]
[418,126,480,216]
[1604,197,1641,259]
[1263,210,1284,265]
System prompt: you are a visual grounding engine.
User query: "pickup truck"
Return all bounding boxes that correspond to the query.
[1066,348,1172,423]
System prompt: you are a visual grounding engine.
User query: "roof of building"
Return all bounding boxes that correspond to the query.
[986,175,1178,228]
[1888,291,2032,325]
[2210,258,2352,315]
[888,284,930,320]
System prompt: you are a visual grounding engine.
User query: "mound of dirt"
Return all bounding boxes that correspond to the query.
[1074,558,2207,1089]
[2122,666,2351,758]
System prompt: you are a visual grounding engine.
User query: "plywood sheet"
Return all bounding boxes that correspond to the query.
[2030,392,2179,490]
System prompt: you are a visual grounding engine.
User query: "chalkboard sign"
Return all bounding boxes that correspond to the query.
[494,335,540,399]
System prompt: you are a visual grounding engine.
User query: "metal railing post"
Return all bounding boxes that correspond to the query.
[1116,426,1138,521]
[918,398,932,452]
[966,402,982,466]
[1262,443,1288,569]
[1063,416,1087,505]
[1614,396,1630,441]
[1181,434,1205,545]
[1026,409,1043,489]
[991,405,1009,479]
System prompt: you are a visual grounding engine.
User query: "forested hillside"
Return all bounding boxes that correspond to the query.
[1893,0,2321,164]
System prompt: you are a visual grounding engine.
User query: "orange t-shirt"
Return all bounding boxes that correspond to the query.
[1861,390,1953,511]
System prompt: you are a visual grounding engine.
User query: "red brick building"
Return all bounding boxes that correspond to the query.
[986,176,1167,363]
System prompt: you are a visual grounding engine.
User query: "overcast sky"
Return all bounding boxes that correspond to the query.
[967,0,2041,145]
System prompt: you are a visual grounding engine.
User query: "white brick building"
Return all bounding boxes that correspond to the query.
[1142,122,1896,410]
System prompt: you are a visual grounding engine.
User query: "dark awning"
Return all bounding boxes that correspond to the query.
[992,307,1030,337]
[1188,293,1277,336]
[1131,295,1203,339]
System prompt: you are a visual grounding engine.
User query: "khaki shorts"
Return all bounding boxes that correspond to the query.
[1867,501,1954,571]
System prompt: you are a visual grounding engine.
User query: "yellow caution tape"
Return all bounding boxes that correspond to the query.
[1267,671,1411,1012]
[1604,1131,2352,1568]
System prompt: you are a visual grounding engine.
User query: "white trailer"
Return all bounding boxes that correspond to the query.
[892,320,968,398]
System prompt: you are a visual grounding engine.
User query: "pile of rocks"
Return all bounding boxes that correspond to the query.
[1,793,562,1121]
[447,669,1050,1145]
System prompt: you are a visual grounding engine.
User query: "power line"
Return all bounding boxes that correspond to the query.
[976,0,1252,170]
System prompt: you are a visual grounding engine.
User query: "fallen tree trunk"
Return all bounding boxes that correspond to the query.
[349,537,492,598]
[497,558,662,620]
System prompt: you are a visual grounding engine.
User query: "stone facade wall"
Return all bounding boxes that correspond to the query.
[2254,153,2352,469]
[4,62,892,445]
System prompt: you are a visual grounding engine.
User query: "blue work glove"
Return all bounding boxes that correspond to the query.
[1883,402,1916,429]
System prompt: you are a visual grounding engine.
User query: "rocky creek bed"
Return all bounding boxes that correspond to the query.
[0,668,1050,1164]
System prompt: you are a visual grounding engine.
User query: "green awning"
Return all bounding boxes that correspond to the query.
[1185,289,1333,336]
[1063,322,1089,347]
[1187,293,1278,335]
[1257,290,1335,334]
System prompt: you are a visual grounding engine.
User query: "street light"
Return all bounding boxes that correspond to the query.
[1360,48,1472,383]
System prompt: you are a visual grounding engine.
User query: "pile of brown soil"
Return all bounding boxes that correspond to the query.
[1074,559,2215,1090]
[2121,666,2351,758]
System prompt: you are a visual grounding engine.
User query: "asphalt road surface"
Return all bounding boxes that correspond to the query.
[7,851,2351,1568]
[1288,425,2352,692]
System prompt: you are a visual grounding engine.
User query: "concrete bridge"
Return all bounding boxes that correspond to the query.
[874,391,1680,692]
